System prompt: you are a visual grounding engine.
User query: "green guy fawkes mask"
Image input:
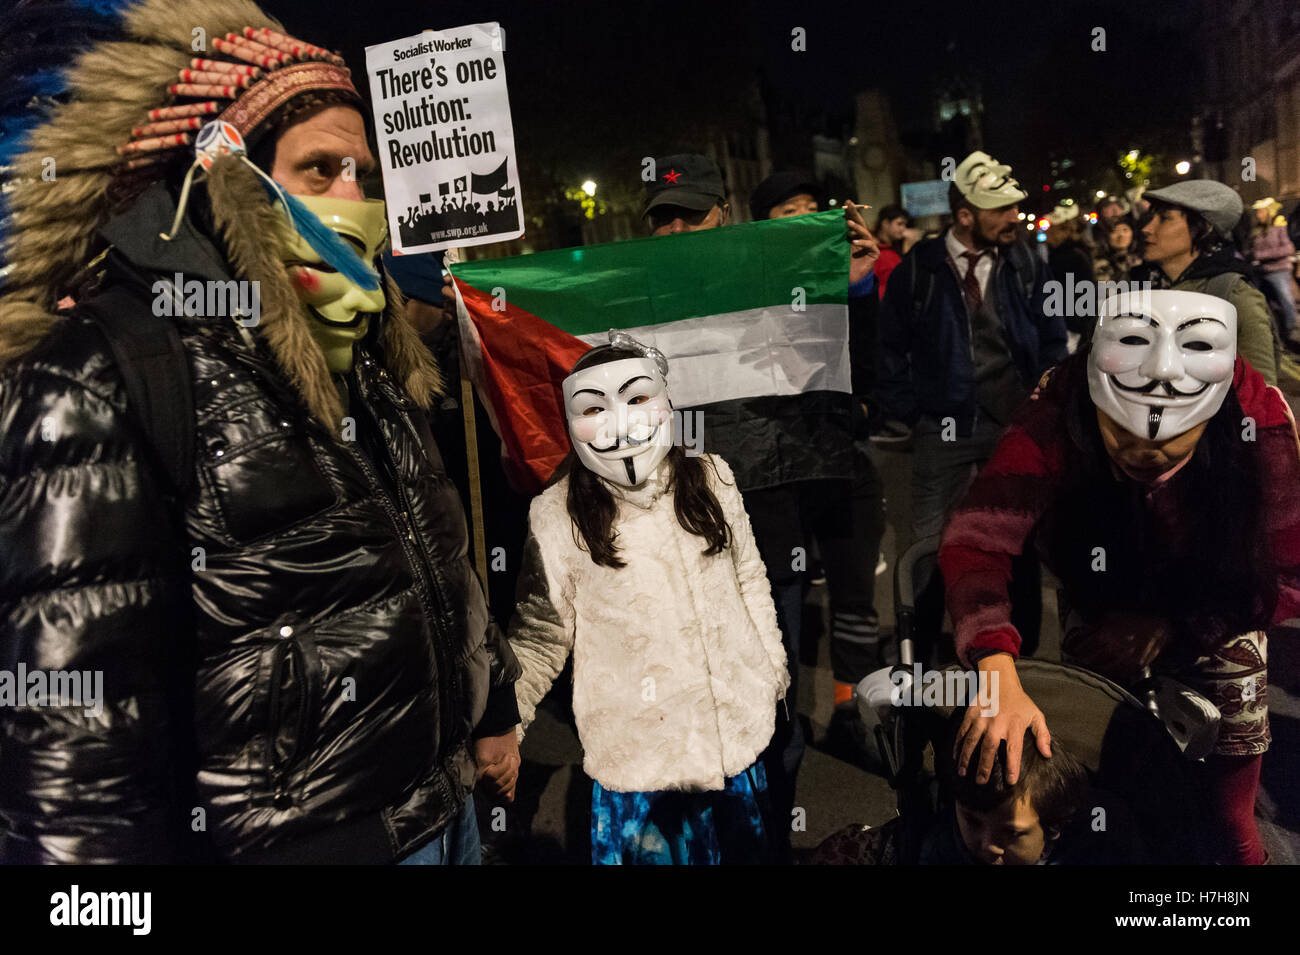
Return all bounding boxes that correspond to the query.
[277,196,388,372]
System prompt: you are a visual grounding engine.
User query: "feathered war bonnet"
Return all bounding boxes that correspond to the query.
[0,0,441,432]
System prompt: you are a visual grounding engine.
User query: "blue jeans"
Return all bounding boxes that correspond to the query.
[1262,269,1297,334]
[397,797,480,865]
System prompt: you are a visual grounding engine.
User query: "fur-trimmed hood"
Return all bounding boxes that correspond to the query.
[0,0,442,429]
[89,165,444,430]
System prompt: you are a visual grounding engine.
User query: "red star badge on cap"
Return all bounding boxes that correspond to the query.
[663,168,681,184]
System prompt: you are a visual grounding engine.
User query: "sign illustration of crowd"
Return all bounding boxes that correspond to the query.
[397,158,520,247]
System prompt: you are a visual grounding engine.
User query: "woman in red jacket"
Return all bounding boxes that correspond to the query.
[939,289,1300,864]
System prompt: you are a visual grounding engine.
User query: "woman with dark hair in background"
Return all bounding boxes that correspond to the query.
[1091,216,1142,285]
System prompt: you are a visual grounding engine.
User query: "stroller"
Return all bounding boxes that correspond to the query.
[830,536,1220,865]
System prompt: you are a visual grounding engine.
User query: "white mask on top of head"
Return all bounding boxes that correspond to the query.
[562,336,674,487]
[1088,290,1237,441]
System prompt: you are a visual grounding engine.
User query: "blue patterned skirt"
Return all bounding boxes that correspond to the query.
[591,761,771,865]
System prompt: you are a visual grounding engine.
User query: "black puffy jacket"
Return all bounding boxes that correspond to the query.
[0,191,519,864]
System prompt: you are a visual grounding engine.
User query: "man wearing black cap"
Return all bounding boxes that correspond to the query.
[644,152,731,235]
[748,170,823,223]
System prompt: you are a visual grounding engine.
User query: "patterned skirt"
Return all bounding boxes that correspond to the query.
[1058,590,1269,756]
[591,761,771,865]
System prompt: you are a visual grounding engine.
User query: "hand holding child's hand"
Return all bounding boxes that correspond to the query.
[474,729,521,803]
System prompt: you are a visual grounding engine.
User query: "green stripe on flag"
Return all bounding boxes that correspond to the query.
[448,209,848,337]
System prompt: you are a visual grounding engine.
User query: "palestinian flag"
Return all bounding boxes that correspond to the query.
[449,209,851,493]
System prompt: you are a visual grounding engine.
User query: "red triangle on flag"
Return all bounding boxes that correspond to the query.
[456,279,592,492]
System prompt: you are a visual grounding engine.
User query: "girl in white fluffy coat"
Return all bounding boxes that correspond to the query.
[508,334,789,865]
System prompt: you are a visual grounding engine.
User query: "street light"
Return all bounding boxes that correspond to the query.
[1175,160,1191,175]
[582,180,597,197]
[1095,190,1106,198]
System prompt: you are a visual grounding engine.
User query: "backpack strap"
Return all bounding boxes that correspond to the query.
[1204,271,1240,303]
[79,284,195,501]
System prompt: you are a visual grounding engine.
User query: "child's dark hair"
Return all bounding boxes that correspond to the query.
[561,345,731,568]
[943,726,1089,837]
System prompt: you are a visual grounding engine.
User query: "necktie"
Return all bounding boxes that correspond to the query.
[961,250,983,311]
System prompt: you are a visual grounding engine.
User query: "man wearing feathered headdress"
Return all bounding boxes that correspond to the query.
[0,0,521,863]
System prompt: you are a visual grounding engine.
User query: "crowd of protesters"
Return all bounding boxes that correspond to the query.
[2,0,1299,870]
[430,150,1300,866]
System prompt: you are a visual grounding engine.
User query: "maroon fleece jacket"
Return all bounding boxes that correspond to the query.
[939,353,1300,666]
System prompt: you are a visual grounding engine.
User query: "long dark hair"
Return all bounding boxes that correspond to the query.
[560,344,731,568]
[564,444,732,569]
[1038,353,1276,653]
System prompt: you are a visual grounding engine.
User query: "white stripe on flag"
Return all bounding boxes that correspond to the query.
[577,303,850,408]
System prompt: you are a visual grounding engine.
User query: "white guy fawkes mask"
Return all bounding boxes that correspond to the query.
[563,354,674,487]
[954,150,1028,209]
[1088,290,1237,441]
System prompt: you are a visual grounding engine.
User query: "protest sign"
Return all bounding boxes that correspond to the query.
[900,179,950,217]
[365,23,523,253]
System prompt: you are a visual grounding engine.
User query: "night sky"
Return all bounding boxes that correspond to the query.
[267,0,1199,206]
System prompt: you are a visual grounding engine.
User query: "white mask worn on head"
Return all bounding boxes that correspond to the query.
[954,150,1028,209]
[563,355,675,487]
[1088,290,1237,441]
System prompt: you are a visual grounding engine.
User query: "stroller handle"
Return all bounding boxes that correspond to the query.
[893,534,943,667]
